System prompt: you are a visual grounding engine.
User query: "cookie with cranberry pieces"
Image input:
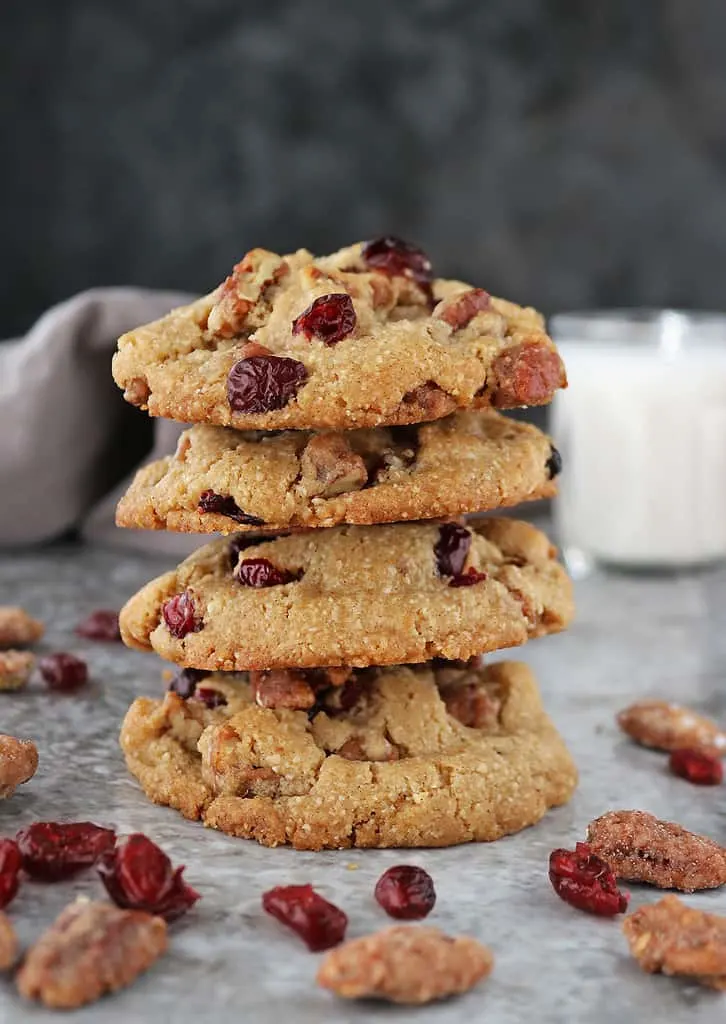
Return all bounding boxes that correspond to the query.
[112,239,566,431]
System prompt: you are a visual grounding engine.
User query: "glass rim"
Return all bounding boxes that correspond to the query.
[550,308,726,346]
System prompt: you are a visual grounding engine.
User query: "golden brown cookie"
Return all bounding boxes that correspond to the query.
[112,240,566,431]
[120,659,577,850]
[116,411,560,534]
[119,518,573,671]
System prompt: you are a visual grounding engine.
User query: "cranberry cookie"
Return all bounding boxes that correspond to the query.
[112,239,566,431]
[119,519,573,670]
[120,659,577,849]
[117,411,560,535]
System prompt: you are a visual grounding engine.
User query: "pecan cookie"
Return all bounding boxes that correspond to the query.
[119,519,573,671]
[120,659,577,850]
[116,411,560,534]
[112,240,566,431]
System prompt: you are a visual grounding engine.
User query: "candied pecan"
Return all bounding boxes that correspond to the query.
[623,895,726,988]
[489,342,565,407]
[337,736,400,762]
[435,288,491,329]
[0,734,38,798]
[250,669,317,710]
[0,606,44,648]
[207,249,288,337]
[401,382,454,420]
[122,376,150,407]
[16,900,168,1009]
[0,649,34,690]
[316,925,493,1004]
[587,810,726,892]
[298,433,368,498]
[616,700,726,755]
[0,912,18,971]
[442,683,501,730]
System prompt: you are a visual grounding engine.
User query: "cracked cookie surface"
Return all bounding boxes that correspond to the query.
[116,411,559,534]
[120,660,577,850]
[119,518,573,670]
[112,241,565,431]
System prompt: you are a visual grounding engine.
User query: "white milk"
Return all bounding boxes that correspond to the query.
[551,340,726,570]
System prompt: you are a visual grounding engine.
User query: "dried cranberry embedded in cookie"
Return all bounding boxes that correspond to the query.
[16,822,116,881]
[227,355,308,414]
[168,668,209,699]
[98,833,199,922]
[449,568,488,588]
[38,653,88,691]
[0,840,22,909]
[434,523,471,578]
[292,294,356,345]
[75,610,121,642]
[669,748,723,785]
[194,687,228,709]
[546,446,563,479]
[197,490,264,526]
[361,237,433,290]
[375,866,436,920]
[162,592,202,639]
[549,842,629,917]
[235,557,303,588]
[262,883,347,951]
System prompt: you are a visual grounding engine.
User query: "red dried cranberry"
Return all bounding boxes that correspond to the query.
[292,293,356,345]
[168,668,209,699]
[262,883,347,951]
[449,567,488,588]
[434,523,471,578]
[75,609,121,642]
[194,687,228,709]
[16,821,116,881]
[669,747,723,785]
[549,842,629,916]
[374,865,436,920]
[198,490,264,526]
[362,237,433,296]
[227,355,308,414]
[236,557,303,588]
[0,839,22,909]
[38,653,88,691]
[98,833,199,922]
[162,592,201,639]
[546,446,563,479]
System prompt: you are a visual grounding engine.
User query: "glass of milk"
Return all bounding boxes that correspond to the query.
[550,310,726,577]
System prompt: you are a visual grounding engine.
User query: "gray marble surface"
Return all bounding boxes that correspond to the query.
[1,541,726,1022]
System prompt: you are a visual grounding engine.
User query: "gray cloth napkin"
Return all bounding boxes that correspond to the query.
[0,287,202,556]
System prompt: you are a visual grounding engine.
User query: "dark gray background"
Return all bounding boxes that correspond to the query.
[2,0,725,336]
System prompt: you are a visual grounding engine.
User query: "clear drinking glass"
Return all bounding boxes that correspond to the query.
[549,310,726,578]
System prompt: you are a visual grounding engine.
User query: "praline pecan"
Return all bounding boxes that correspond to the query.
[435,288,491,329]
[441,683,501,730]
[0,650,35,690]
[0,734,38,798]
[401,382,455,419]
[207,249,288,337]
[616,700,726,755]
[250,669,317,710]
[489,341,565,407]
[0,606,44,648]
[298,433,368,498]
[0,912,18,971]
[623,895,726,989]
[16,900,167,1009]
[587,810,726,892]
[316,925,494,1004]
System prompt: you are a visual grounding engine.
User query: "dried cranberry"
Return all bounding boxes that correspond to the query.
[168,668,209,699]
[162,592,201,639]
[292,293,356,345]
[669,747,723,785]
[16,822,116,881]
[262,883,347,951]
[374,865,436,920]
[549,842,629,917]
[0,839,22,909]
[434,523,471,578]
[546,446,563,479]
[75,609,121,641]
[236,557,303,588]
[227,355,308,414]
[449,567,488,588]
[194,687,228,709]
[98,833,199,922]
[38,653,88,691]
[362,237,433,296]
[197,490,264,526]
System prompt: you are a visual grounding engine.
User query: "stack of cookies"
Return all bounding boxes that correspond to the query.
[112,238,577,850]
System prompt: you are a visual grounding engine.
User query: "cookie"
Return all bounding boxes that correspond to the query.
[119,518,573,670]
[116,411,560,535]
[112,239,566,431]
[120,659,577,849]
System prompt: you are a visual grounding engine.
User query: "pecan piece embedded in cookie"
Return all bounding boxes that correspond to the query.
[0,650,35,691]
[0,606,43,648]
[0,734,38,798]
[587,810,726,892]
[16,900,167,1009]
[617,700,726,755]
[623,895,726,988]
[298,433,368,498]
[316,926,494,1004]
[250,669,317,710]
[207,249,288,338]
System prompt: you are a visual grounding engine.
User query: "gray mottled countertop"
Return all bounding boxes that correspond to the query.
[1,540,726,1023]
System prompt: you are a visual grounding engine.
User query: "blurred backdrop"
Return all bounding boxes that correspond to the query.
[2,0,726,337]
